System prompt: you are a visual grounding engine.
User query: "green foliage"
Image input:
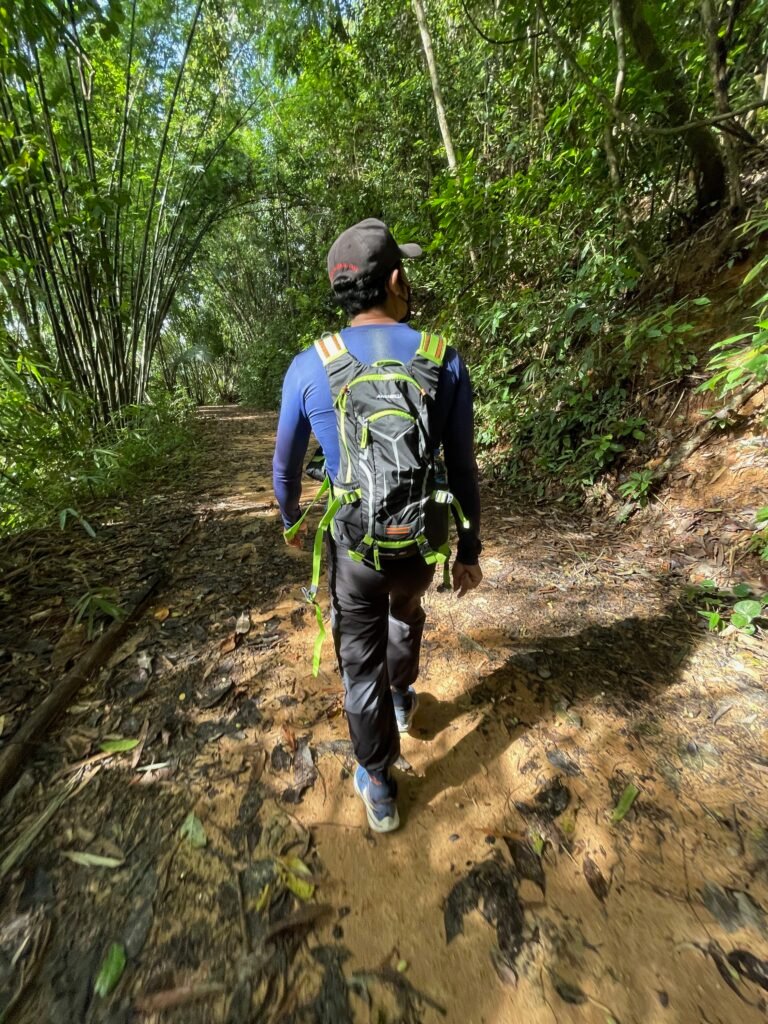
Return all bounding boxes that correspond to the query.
[2,0,768,519]
[1,352,195,534]
[618,470,654,505]
[72,587,123,639]
[693,580,768,635]
[701,203,768,396]
[750,507,768,562]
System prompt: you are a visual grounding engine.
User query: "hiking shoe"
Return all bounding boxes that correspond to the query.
[393,688,419,734]
[353,765,400,833]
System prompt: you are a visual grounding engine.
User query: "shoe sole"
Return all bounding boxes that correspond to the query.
[396,692,419,734]
[353,773,400,833]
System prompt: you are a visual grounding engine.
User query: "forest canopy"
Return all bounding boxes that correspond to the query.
[1,0,767,532]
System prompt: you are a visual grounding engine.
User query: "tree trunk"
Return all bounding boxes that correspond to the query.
[618,0,726,213]
[605,0,650,272]
[700,0,742,209]
[411,0,458,172]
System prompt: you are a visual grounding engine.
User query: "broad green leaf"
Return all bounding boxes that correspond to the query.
[94,943,126,998]
[733,600,762,619]
[697,610,722,631]
[611,783,640,823]
[100,738,139,753]
[730,612,752,629]
[179,812,207,848]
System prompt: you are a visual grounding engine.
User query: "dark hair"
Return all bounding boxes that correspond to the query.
[331,269,393,316]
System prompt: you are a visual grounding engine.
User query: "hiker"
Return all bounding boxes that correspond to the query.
[273,218,482,832]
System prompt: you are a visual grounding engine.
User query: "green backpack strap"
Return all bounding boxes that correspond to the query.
[409,331,447,398]
[416,332,447,365]
[298,485,362,677]
[314,332,360,403]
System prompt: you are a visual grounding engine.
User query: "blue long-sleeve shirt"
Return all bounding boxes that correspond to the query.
[273,323,481,562]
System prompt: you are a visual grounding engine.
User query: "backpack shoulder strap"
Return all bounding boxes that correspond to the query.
[408,331,448,398]
[314,332,348,365]
[313,332,358,398]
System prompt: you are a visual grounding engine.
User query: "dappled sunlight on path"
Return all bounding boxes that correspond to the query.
[1,407,767,1024]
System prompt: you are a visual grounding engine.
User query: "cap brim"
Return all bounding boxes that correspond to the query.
[398,242,423,259]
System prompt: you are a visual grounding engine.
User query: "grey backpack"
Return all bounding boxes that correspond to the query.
[285,330,469,673]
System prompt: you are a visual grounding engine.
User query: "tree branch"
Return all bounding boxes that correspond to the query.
[626,98,768,135]
[459,0,543,46]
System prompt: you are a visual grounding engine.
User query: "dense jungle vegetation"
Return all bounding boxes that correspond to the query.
[1,0,767,534]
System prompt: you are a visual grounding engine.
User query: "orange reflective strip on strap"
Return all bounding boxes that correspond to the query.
[314,332,348,366]
[316,336,330,361]
[416,331,447,366]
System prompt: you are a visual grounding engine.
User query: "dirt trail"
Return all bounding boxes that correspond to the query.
[1,406,768,1024]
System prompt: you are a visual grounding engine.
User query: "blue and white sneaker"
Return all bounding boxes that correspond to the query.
[393,688,419,734]
[353,765,400,833]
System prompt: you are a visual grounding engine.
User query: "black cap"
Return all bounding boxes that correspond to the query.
[327,218,422,286]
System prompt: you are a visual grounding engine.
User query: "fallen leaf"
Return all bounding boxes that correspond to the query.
[106,628,150,669]
[611,782,640,823]
[279,856,315,901]
[179,812,207,849]
[62,850,125,869]
[52,623,87,671]
[198,677,233,709]
[251,609,279,624]
[546,748,582,777]
[154,607,170,622]
[130,718,150,770]
[503,837,545,893]
[235,611,251,636]
[583,855,609,902]
[728,949,768,991]
[282,725,297,754]
[134,984,226,1012]
[516,777,570,820]
[94,942,126,997]
[551,973,587,1004]
[702,883,768,935]
[100,738,140,754]
[707,940,749,1001]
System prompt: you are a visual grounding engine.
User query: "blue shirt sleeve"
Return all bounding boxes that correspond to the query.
[273,356,312,528]
[441,351,482,563]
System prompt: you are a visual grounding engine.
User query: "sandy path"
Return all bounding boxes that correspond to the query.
[1,406,767,1024]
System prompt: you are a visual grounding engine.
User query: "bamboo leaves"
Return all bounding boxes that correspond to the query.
[0,0,262,423]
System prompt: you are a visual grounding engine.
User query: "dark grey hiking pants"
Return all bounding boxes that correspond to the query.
[328,540,435,773]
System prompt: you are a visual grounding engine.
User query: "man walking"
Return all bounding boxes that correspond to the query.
[273,218,481,832]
